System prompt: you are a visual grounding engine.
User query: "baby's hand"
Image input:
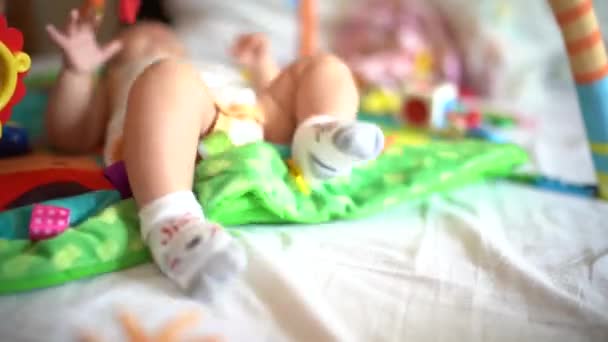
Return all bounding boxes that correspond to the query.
[46,8,122,74]
[230,33,273,70]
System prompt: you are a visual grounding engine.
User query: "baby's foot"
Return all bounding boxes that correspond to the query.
[292,115,384,182]
[147,214,247,300]
[333,121,385,160]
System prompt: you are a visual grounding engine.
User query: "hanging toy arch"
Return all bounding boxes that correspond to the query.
[298,0,318,57]
[547,0,608,199]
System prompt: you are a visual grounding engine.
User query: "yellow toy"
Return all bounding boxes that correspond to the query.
[0,15,31,139]
[360,88,401,115]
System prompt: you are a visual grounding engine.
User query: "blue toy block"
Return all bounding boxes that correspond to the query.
[0,124,30,157]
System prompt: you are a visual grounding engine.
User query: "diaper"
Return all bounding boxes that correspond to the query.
[103,59,264,166]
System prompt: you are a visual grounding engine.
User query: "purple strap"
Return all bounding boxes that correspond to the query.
[103,161,133,199]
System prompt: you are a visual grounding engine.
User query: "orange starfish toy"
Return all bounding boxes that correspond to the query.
[81,310,224,342]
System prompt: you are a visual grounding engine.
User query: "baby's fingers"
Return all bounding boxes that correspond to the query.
[241,33,267,49]
[232,34,262,52]
[66,9,80,35]
[230,36,250,56]
[78,331,104,342]
[100,39,123,62]
[232,49,254,66]
[46,24,68,48]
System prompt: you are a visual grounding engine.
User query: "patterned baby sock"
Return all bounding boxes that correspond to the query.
[139,191,247,300]
[292,115,384,182]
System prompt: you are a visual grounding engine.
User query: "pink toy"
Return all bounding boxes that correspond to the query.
[29,204,71,241]
[333,0,463,90]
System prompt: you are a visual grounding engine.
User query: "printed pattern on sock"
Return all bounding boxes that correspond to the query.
[147,213,246,299]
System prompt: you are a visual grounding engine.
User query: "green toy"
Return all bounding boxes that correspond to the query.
[483,112,517,128]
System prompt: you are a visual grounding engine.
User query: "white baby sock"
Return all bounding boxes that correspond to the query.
[139,191,247,300]
[292,115,384,183]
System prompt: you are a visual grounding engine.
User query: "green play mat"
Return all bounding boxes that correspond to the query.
[0,136,527,294]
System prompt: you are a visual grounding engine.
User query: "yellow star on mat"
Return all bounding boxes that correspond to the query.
[95,240,120,261]
[52,244,83,270]
[286,159,311,196]
[80,310,223,342]
[2,255,36,278]
[0,239,9,252]
[97,207,120,225]
[203,159,233,176]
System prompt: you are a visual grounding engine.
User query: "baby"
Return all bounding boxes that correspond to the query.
[44,6,384,299]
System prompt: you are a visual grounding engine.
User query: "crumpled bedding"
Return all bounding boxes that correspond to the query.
[1,183,607,342]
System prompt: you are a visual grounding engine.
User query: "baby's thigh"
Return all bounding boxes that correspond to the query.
[123,59,219,141]
[258,54,358,145]
[258,63,303,145]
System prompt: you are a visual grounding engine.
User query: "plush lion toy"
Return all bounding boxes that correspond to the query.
[0,15,30,138]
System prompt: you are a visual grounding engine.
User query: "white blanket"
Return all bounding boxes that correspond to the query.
[1,183,607,341]
[249,183,608,341]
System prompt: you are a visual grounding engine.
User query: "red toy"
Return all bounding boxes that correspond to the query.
[398,83,459,129]
[119,0,141,25]
[447,110,483,131]
[29,204,71,241]
[465,110,482,128]
[0,168,114,210]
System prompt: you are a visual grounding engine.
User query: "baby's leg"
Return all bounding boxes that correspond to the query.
[123,59,246,300]
[259,54,384,182]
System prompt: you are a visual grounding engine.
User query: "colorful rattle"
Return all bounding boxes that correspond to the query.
[79,0,105,25]
[548,0,608,199]
[0,15,30,139]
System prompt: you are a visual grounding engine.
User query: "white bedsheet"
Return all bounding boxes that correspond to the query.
[1,183,607,341]
[248,183,608,341]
